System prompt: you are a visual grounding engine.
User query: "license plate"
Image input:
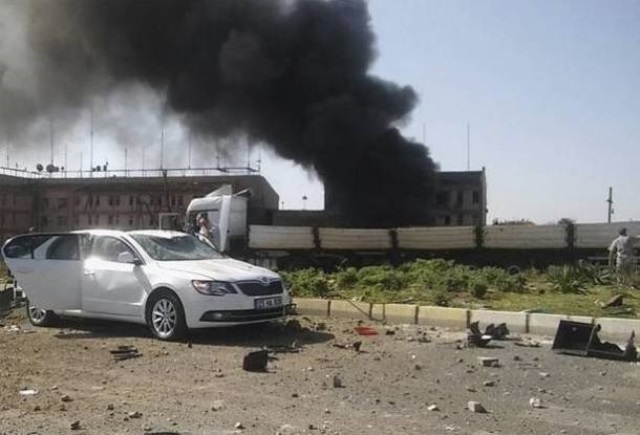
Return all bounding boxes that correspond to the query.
[255,296,283,309]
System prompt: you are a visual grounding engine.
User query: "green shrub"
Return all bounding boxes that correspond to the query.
[468,279,489,299]
[547,265,585,294]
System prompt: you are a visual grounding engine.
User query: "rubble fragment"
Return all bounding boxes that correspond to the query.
[242,350,269,372]
[467,401,487,413]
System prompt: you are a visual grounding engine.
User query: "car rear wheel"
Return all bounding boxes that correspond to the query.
[146,290,187,341]
[26,301,58,327]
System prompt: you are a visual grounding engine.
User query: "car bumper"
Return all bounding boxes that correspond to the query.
[197,304,296,324]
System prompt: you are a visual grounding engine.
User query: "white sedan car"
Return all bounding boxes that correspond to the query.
[1,230,292,340]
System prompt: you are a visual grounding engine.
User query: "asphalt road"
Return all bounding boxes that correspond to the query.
[1,309,640,435]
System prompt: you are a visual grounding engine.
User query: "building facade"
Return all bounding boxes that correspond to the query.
[0,167,487,241]
[0,170,279,239]
[432,170,487,227]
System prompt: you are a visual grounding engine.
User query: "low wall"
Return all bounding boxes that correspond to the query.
[294,298,639,340]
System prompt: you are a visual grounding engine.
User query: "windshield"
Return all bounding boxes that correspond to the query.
[130,233,224,261]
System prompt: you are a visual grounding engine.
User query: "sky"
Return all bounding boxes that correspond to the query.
[2,0,640,225]
[268,0,640,224]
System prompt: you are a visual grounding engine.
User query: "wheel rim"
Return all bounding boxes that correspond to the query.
[29,306,47,323]
[151,298,177,338]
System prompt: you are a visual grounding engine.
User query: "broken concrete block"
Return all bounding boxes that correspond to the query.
[467,401,487,413]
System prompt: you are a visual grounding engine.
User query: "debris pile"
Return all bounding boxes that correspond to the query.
[109,345,141,361]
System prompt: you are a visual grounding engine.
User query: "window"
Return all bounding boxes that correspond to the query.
[178,196,184,206]
[46,235,79,260]
[57,198,69,209]
[92,236,136,263]
[444,215,451,225]
[41,216,49,227]
[42,198,50,209]
[129,196,135,207]
[472,190,480,205]
[108,215,114,225]
[129,215,135,226]
[57,216,68,226]
[456,191,464,206]
[95,196,101,207]
[74,196,81,207]
[457,214,464,226]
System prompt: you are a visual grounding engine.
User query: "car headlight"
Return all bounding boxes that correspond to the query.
[191,280,237,296]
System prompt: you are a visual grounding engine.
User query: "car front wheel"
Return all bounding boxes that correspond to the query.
[146,291,187,341]
[26,301,58,327]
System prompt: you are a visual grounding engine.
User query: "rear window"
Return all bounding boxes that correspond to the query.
[3,234,80,260]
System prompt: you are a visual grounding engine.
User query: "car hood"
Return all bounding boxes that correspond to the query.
[155,258,281,282]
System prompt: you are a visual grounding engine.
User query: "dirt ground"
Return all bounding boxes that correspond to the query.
[1,307,640,435]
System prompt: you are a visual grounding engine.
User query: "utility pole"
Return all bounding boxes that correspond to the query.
[607,186,614,223]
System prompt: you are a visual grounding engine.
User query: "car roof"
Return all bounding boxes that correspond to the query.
[69,229,187,238]
[126,230,187,237]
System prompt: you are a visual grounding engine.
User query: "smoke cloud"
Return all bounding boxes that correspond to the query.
[0,0,437,227]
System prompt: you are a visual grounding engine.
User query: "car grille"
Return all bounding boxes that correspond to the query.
[236,280,284,296]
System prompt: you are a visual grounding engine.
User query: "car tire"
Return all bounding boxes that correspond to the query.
[26,301,58,327]
[146,290,188,341]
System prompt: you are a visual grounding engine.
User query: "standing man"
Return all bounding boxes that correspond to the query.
[608,228,639,285]
[196,213,220,249]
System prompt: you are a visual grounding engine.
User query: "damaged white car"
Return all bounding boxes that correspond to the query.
[1,230,292,340]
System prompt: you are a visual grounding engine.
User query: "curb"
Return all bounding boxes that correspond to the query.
[293,297,639,341]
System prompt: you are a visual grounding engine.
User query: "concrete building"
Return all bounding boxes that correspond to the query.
[0,169,278,239]
[0,167,487,241]
[433,169,487,226]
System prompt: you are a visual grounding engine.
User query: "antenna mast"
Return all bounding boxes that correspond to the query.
[607,187,614,223]
[466,123,470,171]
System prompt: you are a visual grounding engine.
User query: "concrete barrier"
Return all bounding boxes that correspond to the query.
[294,298,330,317]
[292,299,640,343]
[370,304,384,322]
[418,306,469,330]
[595,317,639,342]
[469,309,528,334]
[329,300,372,321]
[384,304,418,325]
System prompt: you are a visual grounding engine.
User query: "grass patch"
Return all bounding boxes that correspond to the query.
[282,259,640,318]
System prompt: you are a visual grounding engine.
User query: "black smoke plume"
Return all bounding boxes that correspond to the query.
[4,0,437,227]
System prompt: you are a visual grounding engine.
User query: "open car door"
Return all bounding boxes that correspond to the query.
[2,234,84,310]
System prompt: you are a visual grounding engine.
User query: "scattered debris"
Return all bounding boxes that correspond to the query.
[478,357,500,367]
[467,401,488,413]
[484,323,510,340]
[127,411,142,419]
[235,422,245,429]
[427,404,439,411]
[109,345,141,361]
[285,319,302,331]
[529,397,543,408]
[600,294,624,308]
[19,389,38,396]
[60,394,73,402]
[552,320,637,361]
[332,341,362,352]
[467,322,493,348]
[242,350,269,372]
[515,339,541,348]
[332,375,343,388]
[70,420,81,430]
[266,344,300,354]
[354,326,378,336]
[483,380,495,387]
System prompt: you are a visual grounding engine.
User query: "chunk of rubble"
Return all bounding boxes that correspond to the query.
[467,401,487,413]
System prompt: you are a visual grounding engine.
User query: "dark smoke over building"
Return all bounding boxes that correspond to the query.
[1,0,437,227]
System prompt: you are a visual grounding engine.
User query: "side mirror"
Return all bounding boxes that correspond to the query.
[117,251,142,265]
